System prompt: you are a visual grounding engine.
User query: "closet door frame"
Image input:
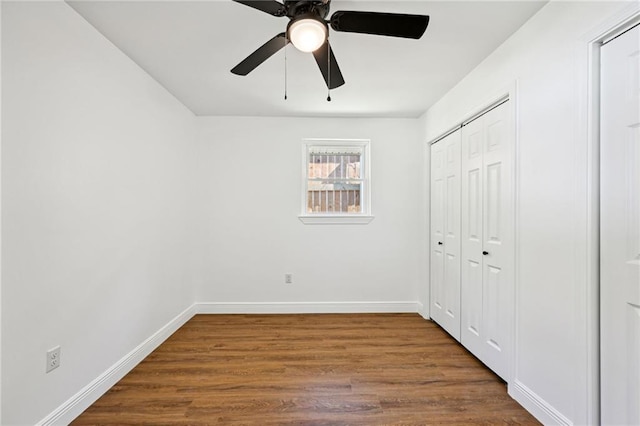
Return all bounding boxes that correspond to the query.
[583,6,640,424]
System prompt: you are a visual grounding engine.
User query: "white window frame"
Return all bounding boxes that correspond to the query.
[299,138,373,225]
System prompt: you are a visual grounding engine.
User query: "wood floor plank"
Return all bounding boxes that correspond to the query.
[72,314,540,425]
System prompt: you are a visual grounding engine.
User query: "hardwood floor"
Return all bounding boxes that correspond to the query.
[72,314,539,425]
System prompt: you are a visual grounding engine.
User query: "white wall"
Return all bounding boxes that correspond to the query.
[421,1,636,424]
[1,3,198,424]
[196,117,426,310]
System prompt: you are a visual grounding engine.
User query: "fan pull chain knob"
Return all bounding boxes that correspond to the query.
[284,41,288,101]
[326,34,331,102]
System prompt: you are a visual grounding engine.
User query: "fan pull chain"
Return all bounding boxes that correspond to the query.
[284,40,288,100]
[326,37,331,102]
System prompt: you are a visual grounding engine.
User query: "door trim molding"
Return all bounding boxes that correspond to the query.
[583,4,640,425]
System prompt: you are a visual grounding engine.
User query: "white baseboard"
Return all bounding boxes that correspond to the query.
[509,379,572,425]
[37,304,197,426]
[416,301,430,320]
[195,301,420,314]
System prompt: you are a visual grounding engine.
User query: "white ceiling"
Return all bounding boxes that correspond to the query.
[67,0,546,118]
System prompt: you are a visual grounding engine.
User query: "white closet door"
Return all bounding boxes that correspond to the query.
[430,130,461,340]
[431,140,446,328]
[461,101,512,381]
[461,117,485,355]
[600,24,640,426]
[480,102,512,381]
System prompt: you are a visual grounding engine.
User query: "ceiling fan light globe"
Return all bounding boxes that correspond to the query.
[289,18,327,53]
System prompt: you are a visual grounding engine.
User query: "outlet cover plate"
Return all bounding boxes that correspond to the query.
[46,346,61,373]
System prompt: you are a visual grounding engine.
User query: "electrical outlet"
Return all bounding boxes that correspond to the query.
[285,274,293,284]
[46,346,61,373]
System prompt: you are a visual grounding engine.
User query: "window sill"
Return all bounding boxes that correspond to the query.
[298,215,375,225]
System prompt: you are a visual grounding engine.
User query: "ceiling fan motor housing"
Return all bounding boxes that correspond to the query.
[284,0,331,19]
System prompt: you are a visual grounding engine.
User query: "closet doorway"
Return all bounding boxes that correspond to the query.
[599,22,640,426]
[430,98,514,381]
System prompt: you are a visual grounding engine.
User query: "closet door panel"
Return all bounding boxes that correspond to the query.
[463,259,483,338]
[468,169,482,243]
[600,25,640,424]
[460,101,512,381]
[461,119,484,353]
[481,103,512,381]
[443,133,461,339]
[430,142,445,319]
[430,130,461,340]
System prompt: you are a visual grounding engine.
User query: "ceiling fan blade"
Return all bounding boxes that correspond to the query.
[330,11,429,39]
[231,33,288,76]
[231,0,286,17]
[312,40,345,90]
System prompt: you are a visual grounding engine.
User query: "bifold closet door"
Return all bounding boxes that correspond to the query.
[600,24,640,426]
[460,101,512,381]
[430,129,461,341]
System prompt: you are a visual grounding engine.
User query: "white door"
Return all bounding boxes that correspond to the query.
[461,117,485,355]
[600,23,640,426]
[430,129,461,340]
[430,139,446,330]
[480,102,512,381]
[461,101,512,381]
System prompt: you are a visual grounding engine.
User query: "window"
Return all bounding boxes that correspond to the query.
[299,139,373,224]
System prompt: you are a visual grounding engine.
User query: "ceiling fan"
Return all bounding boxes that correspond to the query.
[230,0,430,90]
